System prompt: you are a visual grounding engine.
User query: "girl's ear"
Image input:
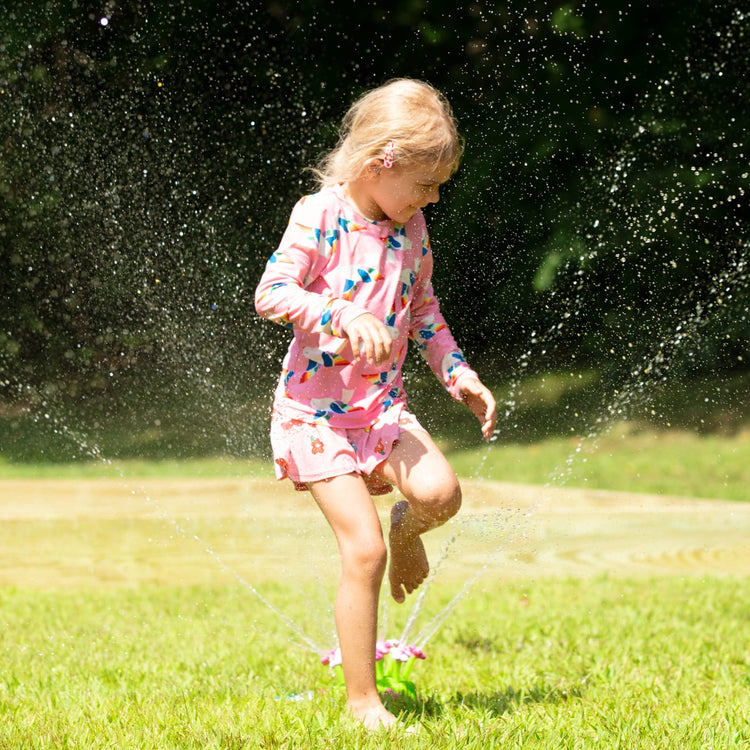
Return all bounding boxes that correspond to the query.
[363,158,383,179]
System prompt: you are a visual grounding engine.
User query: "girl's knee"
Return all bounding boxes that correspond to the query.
[341,536,387,581]
[439,478,462,519]
[415,476,462,525]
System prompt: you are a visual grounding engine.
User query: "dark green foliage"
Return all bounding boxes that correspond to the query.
[1,1,747,458]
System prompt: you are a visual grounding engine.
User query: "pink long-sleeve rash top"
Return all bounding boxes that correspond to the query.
[254,183,478,428]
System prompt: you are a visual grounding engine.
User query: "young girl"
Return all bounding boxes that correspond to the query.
[255,78,497,730]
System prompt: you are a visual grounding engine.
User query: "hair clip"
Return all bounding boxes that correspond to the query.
[383,140,395,169]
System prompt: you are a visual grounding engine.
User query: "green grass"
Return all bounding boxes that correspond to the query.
[2,422,748,501]
[1,369,748,745]
[449,424,750,502]
[1,579,748,748]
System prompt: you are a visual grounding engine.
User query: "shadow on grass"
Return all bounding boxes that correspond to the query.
[387,683,583,721]
[450,683,583,716]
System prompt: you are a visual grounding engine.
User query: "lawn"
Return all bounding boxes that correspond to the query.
[2,417,749,500]
[0,467,749,748]
[1,578,748,749]
[449,424,750,502]
[1,369,748,747]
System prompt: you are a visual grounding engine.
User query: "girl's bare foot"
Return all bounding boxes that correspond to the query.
[348,702,399,730]
[388,500,429,603]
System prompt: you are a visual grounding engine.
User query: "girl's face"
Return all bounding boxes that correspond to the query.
[356,162,454,224]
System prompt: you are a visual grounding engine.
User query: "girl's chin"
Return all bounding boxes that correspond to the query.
[393,207,417,223]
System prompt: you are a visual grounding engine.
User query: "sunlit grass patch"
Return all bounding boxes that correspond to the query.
[1,422,748,503]
[449,424,750,501]
[1,578,748,748]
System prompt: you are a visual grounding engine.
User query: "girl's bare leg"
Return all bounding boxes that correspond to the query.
[309,473,397,729]
[374,429,462,603]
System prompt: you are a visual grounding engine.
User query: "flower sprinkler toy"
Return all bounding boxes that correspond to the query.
[321,640,426,700]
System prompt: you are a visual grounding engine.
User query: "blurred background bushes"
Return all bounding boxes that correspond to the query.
[0,0,747,459]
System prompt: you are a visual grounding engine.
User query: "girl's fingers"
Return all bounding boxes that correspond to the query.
[346,314,392,365]
[367,330,391,365]
[350,332,361,360]
[460,379,497,439]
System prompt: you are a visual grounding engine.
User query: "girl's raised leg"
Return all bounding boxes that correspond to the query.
[374,429,462,603]
[308,473,397,729]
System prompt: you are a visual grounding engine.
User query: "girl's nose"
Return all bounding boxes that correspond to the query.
[424,186,440,205]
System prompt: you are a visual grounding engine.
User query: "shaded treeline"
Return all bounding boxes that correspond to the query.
[0,0,747,457]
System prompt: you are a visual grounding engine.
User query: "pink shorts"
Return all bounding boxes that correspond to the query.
[270,402,426,494]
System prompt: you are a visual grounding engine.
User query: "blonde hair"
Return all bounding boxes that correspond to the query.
[313,78,463,188]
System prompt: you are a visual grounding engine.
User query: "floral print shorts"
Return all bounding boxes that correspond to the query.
[270,402,426,494]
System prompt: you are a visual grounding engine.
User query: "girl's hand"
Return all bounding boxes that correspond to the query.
[345,313,393,366]
[459,377,497,440]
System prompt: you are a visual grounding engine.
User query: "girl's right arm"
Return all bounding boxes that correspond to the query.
[254,197,368,339]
